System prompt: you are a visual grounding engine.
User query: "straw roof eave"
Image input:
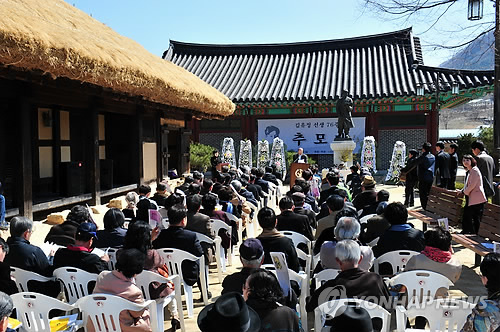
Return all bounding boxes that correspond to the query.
[0,0,235,118]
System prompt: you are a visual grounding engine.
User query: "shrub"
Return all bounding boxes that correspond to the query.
[190,142,214,172]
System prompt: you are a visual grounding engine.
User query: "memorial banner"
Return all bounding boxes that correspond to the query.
[258,117,365,154]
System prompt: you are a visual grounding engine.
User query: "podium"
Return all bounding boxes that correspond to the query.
[216,162,230,172]
[290,163,310,186]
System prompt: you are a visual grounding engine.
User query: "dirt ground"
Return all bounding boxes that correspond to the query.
[2,183,486,332]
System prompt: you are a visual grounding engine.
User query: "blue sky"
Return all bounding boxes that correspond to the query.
[66,0,495,67]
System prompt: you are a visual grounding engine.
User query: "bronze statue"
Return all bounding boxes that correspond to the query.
[336,89,354,140]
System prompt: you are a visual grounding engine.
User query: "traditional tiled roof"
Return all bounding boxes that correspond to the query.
[164,28,494,103]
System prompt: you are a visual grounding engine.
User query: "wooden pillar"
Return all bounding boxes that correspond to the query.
[160,125,169,180]
[429,102,439,146]
[18,98,33,219]
[180,126,192,175]
[136,106,144,184]
[87,105,100,206]
[155,112,163,183]
[52,108,61,194]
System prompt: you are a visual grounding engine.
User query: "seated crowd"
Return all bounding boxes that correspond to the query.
[0,162,498,332]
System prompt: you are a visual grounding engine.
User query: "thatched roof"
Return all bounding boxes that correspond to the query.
[0,0,235,118]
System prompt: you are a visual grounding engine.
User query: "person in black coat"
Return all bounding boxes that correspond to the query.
[256,207,300,272]
[373,202,425,258]
[152,204,207,296]
[405,142,435,210]
[401,149,419,207]
[0,238,17,295]
[319,172,342,206]
[5,217,60,297]
[246,174,265,201]
[254,169,270,194]
[263,166,279,186]
[53,222,109,275]
[292,148,308,164]
[94,208,127,248]
[448,143,459,190]
[291,192,316,229]
[276,196,313,241]
[45,205,92,246]
[435,141,451,189]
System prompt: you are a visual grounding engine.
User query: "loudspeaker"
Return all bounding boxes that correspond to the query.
[100,159,113,190]
[60,161,85,196]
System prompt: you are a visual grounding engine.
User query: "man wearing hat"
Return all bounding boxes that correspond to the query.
[326,305,374,332]
[53,222,110,274]
[352,175,377,212]
[221,239,264,295]
[198,292,261,332]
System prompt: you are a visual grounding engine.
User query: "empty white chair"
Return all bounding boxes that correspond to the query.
[389,270,454,304]
[315,298,391,332]
[261,264,309,332]
[213,217,234,266]
[373,250,420,276]
[75,293,155,332]
[12,292,77,332]
[53,267,98,304]
[10,267,56,293]
[313,269,341,287]
[395,298,475,332]
[135,271,185,332]
[280,230,312,254]
[157,248,208,318]
[196,233,224,283]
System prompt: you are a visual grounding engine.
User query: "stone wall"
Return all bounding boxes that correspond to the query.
[378,129,427,170]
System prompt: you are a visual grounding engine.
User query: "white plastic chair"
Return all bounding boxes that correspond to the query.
[373,250,420,276]
[367,237,380,247]
[395,298,475,332]
[213,217,234,266]
[75,293,155,332]
[280,230,312,254]
[314,298,391,332]
[389,270,454,304]
[135,271,185,332]
[296,248,312,277]
[12,292,77,332]
[313,269,341,287]
[100,247,119,271]
[53,267,98,304]
[196,233,224,283]
[10,267,56,293]
[262,264,309,332]
[156,248,208,318]
[359,213,377,224]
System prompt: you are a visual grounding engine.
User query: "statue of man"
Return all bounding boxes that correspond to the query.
[336,89,354,139]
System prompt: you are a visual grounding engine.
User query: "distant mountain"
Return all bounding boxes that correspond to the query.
[440,31,494,70]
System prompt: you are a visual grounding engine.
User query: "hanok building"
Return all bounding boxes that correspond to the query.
[164,28,494,169]
[0,0,234,219]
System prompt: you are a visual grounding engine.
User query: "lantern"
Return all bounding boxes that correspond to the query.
[416,83,424,96]
[451,81,460,95]
[468,0,483,20]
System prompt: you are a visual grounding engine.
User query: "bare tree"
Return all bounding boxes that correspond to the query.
[362,0,495,51]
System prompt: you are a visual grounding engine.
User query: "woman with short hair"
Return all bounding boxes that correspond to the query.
[459,155,487,234]
[91,248,152,332]
[404,226,462,283]
[461,253,500,332]
[243,269,300,332]
[94,208,127,248]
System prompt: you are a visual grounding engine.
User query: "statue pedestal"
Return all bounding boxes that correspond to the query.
[330,140,356,167]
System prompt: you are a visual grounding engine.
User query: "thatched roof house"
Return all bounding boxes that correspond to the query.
[0,0,234,219]
[0,0,235,118]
